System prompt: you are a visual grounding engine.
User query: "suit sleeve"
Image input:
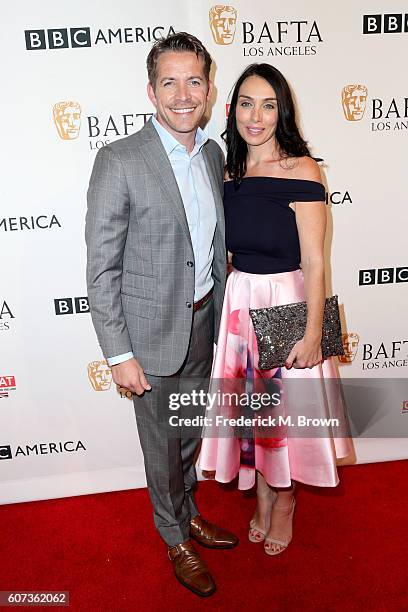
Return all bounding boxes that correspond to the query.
[85,146,133,360]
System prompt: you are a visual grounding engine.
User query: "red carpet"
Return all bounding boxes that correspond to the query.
[1,461,407,611]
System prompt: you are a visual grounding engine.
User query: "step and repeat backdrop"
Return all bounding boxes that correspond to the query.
[1,1,407,504]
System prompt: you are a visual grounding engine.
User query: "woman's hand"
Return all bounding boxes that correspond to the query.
[285,337,322,369]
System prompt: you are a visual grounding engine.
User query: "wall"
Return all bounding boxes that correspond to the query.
[1,1,407,504]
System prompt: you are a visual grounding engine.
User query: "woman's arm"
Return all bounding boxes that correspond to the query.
[286,158,326,369]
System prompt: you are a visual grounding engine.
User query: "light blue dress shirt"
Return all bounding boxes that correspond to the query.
[107,116,218,367]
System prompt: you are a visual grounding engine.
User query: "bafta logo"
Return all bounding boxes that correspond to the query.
[87,360,112,391]
[341,85,368,121]
[53,101,81,140]
[209,5,237,45]
[338,333,360,363]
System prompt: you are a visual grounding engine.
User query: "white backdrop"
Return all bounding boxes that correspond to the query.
[1,0,407,504]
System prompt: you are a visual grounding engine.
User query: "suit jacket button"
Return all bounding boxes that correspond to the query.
[186,302,192,308]
[187,261,194,267]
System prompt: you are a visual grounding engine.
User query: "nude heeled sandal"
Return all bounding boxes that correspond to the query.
[264,498,296,556]
[248,490,278,543]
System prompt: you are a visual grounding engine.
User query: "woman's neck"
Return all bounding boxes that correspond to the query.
[246,139,282,168]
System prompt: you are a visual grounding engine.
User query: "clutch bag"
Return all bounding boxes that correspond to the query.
[249,295,345,370]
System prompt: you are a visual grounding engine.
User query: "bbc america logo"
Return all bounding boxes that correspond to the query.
[25,28,91,50]
[0,445,12,460]
[0,441,86,460]
[359,267,408,285]
[24,26,175,50]
[363,14,408,34]
[54,297,89,315]
[0,215,61,232]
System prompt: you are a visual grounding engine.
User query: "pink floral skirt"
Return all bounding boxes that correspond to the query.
[199,268,353,489]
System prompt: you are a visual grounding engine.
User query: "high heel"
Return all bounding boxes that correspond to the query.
[248,490,277,543]
[264,498,296,556]
[248,518,268,543]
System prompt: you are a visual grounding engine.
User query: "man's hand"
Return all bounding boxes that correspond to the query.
[111,357,151,396]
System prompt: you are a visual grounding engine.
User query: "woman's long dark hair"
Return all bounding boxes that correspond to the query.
[223,63,311,183]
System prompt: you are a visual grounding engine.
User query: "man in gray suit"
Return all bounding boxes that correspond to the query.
[86,32,237,597]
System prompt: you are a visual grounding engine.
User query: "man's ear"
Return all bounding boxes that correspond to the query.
[207,79,214,102]
[147,82,157,107]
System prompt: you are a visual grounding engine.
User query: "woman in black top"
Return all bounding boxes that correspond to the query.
[200,64,351,556]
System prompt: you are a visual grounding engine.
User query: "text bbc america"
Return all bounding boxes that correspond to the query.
[24,26,175,50]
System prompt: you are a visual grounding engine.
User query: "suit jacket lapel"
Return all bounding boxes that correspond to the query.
[138,120,225,252]
[138,120,192,245]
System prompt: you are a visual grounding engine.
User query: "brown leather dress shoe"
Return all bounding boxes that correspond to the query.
[168,540,216,597]
[190,515,239,549]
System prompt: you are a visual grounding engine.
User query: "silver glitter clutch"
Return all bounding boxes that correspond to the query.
[249,295,345,370]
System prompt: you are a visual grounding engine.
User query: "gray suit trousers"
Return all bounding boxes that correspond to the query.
[133,297,214,546]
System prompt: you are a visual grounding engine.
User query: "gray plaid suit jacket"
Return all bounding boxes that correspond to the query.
[85,118,226,376]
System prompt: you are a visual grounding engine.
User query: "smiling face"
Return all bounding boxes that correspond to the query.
[147,51,212,144]
[235,75,279,148]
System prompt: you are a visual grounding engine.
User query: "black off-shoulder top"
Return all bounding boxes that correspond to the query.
[225,177,325,274]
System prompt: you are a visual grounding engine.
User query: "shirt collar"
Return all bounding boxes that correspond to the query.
[152,114,208,157]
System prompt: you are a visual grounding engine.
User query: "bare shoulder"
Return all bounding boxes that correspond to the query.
[290,156,322,183]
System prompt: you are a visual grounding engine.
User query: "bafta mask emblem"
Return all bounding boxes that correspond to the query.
[53,101,81,139]
[342,85,368,121]
[87,360,113,391]
[338,333,360,363]
[209,5,237,45]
